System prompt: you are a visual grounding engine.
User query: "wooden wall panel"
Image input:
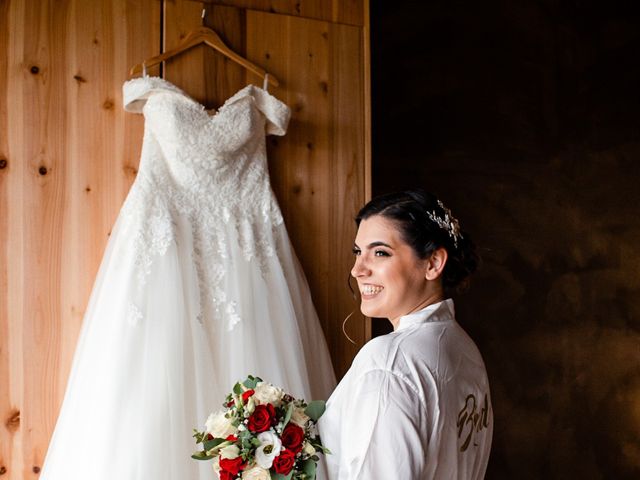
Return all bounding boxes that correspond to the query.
[1,0,368,477]
[1,2,17,478]
[1,1,159,478]
[246,11,367,376]
[1,1,12,478]
[188,0,364,27]
[164,2,248,109]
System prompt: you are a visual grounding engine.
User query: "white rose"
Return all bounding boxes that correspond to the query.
[290,406,310,427]
[241,465,271,480]
[212,457,221,475]
[255,431,282,469]
[303,441,316,456]
[205,410,237,439]
[253,382,285,407]
[220,444,240,459]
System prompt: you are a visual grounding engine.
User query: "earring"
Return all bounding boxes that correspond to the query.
[342,311,357,345]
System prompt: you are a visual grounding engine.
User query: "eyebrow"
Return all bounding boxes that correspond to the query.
[353,241,394,249]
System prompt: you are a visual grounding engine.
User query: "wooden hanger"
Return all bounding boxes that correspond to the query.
[129,25,279,87]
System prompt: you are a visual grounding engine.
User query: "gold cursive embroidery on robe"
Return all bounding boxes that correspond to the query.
[456,393,490,452]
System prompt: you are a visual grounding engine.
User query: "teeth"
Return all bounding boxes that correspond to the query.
[361,286,383,296]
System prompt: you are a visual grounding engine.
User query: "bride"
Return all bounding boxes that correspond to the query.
[318,189,493,479]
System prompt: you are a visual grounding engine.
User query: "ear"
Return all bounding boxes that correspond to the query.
[425,247,448,281]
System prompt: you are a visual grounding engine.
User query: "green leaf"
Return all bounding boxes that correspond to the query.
[191,452,215,461]
[243,375,260,389]
[304,401,326,422]
[233,382,243,395]
[203,437,226,451]
[302,459,316,479]
[283,403,294,427]
[271,473,293,480]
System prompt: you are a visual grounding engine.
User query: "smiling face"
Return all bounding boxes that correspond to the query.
[351,215,444,327]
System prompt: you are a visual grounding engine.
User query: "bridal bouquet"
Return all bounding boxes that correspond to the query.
[192,375,329,480]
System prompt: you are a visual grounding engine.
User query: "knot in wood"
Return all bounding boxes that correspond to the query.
[5,409,20,432]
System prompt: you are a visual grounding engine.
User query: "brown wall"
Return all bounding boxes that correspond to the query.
[372,2,640,479]
[371,1,640,480]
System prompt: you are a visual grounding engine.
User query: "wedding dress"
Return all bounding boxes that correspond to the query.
[40,76,336,480]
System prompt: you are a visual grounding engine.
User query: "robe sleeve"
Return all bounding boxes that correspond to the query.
[338,369,428,479]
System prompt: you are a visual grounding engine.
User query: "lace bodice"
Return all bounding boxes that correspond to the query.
[121,76,291,330]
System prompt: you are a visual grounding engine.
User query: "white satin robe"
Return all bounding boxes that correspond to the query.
[318,299,493,479]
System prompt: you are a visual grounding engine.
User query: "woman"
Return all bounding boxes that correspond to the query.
[318,190,493,479]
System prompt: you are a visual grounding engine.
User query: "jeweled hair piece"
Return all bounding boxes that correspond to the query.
[426,200,463,248]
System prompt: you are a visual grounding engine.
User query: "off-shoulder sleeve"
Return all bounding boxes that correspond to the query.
[247,85,291,136]
[122,77,185,114]
[339,369,428,479]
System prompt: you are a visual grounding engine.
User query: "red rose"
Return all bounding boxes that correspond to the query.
[242,389,255,403]
[219,456,245,476]
[281,423,305,453]
[225,434,238,442]
[273,449,296,475]
[218,471,235,480]
[247,404,275,433]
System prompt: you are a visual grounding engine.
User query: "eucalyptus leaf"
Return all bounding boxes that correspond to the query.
[283,403,294,427]
[302,459,316,479]
[304,401,326,422]
[243,376,260,389]
[233,382,243,395]
[271,473,293,480]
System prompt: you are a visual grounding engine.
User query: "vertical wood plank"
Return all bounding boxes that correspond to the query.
[193,0,365,27]
[164,2,247,109]
[1,2,22,479]
[1,0,159,478]
[0,2,9,477]
[328,20,368,375]
[19,1,71,475]
[247,11,367,377]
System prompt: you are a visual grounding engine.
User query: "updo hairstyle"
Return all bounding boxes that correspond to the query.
[355,189,479,292]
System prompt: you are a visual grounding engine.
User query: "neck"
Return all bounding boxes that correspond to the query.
[389,290,445,331]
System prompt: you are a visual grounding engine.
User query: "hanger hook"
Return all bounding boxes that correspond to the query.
[201,7,206,26]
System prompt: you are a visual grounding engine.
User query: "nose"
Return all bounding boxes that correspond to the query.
[351,254,370,278]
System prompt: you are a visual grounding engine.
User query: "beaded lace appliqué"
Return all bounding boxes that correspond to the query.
[121,79,289,331]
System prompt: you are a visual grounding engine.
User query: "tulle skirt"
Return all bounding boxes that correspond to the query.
[40,212,336,479]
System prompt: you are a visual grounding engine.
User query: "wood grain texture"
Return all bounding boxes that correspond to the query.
[246,10,368,377]
[186,0,364,27]
[1,1,159,478]
[1,3,17,480]
[2,0,368,476]
[164,2,248,109]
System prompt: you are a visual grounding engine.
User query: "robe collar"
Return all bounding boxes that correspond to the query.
[396,298,455,332]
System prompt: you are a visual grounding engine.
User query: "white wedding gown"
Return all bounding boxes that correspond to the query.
[40,76,336,480]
